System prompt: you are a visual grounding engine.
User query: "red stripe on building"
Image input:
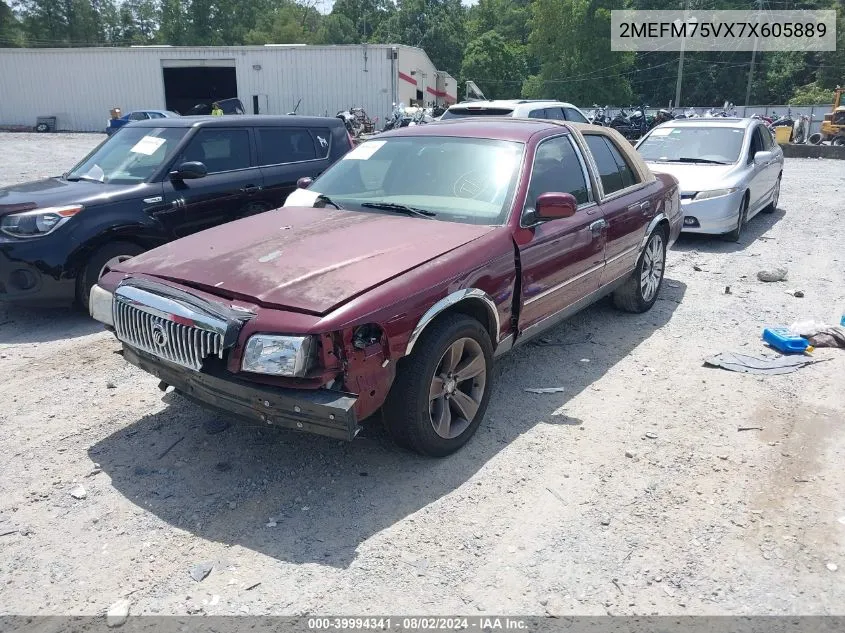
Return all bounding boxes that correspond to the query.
[398,71,417,85]
[427,86,457,103]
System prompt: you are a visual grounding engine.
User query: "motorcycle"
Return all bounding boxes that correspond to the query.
[649,108,674,129]
[610,105,650,140]
[588,104,610,126]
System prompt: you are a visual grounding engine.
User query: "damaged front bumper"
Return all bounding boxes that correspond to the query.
[123,346,360,441]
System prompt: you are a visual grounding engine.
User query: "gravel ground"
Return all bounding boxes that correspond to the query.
[0,132,844,618]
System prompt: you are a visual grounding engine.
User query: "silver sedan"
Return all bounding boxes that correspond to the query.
[635,118,784,241]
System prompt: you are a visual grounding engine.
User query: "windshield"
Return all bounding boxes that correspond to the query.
[440,107,514,119]
[306,136,524,225]
[637,126,746,164]
[67,127,188,184]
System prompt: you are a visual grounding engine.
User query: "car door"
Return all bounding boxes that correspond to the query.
[255,126,333,210]
[515,134,606,334]
[582,133,658,285]
[754,123,780,210]
[161,127,263,237]
[744,125,769,212]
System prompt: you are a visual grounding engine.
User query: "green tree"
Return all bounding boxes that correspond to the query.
[788,81,836,105]
[0,1,27,45]
[244,0,320,44]
[374,0,466,78]
[330,0,394,42]
[314,13,358,45]
[525,0,633,105]
[460,31,526,99]
[158,0,188,44]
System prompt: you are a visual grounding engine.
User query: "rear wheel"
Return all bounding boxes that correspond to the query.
[76,241,144,308]
[383,313,493,457]
[612,228,666,314]
[763,175,781,213]
[725,195,748,242]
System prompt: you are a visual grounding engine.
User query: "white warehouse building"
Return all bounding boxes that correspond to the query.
[0,44,457,132]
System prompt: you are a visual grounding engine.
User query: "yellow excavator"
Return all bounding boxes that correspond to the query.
[810,86,845,146]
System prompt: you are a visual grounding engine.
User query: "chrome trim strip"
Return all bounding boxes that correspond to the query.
[523,261,605,306]
[518,270,630,344]
[114,285,228,338]
[405,288,501,356]
[606,244,639,266]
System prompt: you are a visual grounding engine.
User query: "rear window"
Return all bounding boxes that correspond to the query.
[440,107,514,119]
[258,128,318,165]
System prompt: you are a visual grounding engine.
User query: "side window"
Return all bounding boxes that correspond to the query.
[147,112,165,119]
[128,112,148,121]
[257,127,317,165]
[603,137,641,189]
[584,135,625,195]
[310,128,331,158]
[525,136,590,213]
[178,129,252,173]
[564,107,589,123]
[758,125,773,150]
[528,109,547,119]
[748,127,764,162]
[544,107,565,120]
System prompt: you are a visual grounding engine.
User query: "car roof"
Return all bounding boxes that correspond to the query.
[375,117,586,142]
[655,117,756,129]
[450,99,580,109]
[129,115,345,128]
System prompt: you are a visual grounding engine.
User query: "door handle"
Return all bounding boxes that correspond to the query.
[241,185,262,194]
[589,219,607,233]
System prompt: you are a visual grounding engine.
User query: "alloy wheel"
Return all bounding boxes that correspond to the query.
[98,255,135,279]
[640,233,665,302]
[428,337,487,440]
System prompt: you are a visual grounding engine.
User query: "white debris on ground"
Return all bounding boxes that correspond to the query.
[0,133,844,616]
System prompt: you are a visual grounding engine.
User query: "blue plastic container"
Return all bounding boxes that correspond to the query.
[763,327,810,354]
[841,314,845,327]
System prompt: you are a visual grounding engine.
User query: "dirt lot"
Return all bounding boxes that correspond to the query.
[0,132,844,617]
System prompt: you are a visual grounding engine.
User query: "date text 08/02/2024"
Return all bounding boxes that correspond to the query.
[307,617,529,630]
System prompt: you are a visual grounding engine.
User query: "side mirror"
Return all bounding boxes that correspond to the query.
[296,176,313,189]
[169,161,207,181]
[535,192,577,220]
[753,150,773,165]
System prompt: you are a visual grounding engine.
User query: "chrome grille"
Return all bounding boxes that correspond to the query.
[113,286,226,371]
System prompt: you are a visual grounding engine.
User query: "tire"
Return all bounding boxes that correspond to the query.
[76,241,144,308]
[612,227,667,313]
[35,123,49,133]
[832,136,845,147]
[383,313,493,457]
[762,175,781,213]
[724,195,748,243]
[807,133,822,145]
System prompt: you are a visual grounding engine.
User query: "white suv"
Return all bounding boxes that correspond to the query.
[440,100,590,123]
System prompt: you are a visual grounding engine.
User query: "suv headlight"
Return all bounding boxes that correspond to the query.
[241,335,315,377]
[0,205,83,237]
[694,188,737,201]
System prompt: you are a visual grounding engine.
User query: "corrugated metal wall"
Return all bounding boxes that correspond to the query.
[0,45,448,132]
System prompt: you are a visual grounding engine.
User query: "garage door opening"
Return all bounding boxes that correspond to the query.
[162,64,238,116]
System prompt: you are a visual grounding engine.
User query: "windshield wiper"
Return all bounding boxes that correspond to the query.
[65,175,104,183]
[676,157,729,165]
[314,194,344,210]
[360,202,436,219]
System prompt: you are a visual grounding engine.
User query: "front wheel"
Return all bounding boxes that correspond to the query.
[383,314,493,457]
[76,241,144,308]
[612,228,666,313]
[724,195,748,242]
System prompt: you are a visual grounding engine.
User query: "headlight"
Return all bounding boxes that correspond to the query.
[694,188,737,201]
[0,205,83,237]
[241,335,314,377]
[89,285,114,326]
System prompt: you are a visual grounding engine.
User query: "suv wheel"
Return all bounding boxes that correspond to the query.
[383,313,493,457]
[76,241,144,308]
[612,228,666,313]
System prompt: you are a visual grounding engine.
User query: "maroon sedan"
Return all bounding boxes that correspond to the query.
[90,119,682,457]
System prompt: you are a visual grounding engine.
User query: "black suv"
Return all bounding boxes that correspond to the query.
[0,115,353,307]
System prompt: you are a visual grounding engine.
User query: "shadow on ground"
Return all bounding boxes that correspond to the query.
[0,304,101,344]
[90,279,687,569]
[673,208,786,253]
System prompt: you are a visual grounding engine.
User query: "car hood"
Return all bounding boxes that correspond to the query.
[643,162,739,193]
[113,206,496,314]
[0,178,143,216]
